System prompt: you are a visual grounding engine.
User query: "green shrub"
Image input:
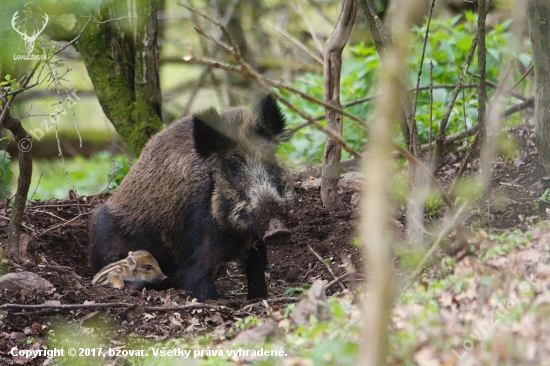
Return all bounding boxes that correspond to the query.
[280,12,532,165]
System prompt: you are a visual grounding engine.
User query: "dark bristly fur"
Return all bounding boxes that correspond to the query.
[90,95,293,300]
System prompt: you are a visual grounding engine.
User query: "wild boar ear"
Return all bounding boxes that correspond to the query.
[126,256,137,270]
[193,108,231,157]
[254,94,286,141]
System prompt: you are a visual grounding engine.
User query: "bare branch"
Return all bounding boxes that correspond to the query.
[262,19,323,65]
[308,245,346,291]
[432,32,479,167]
[412,0,436,119]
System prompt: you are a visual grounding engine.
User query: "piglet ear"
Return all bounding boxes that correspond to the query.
[193,108,231,157]
[254,95,286,141]
[126,256,137,271]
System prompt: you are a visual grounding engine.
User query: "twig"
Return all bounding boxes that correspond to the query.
[290,2,324,57]
[412,0,436,129]
[183,55,362,159]
[27,172,43,203]
[0,302,222,311]
[461,67,528,101]
[182,4,368,130]
[2,297,300,314]
[238,297,299,313]
[288,83,479,136]
[500,97,534,117]
[433,32,479,167]
[181,0,239,115]
[308,245,346,291]
[326,272,353,290]
[100,155,129,194]
[92,16,136,25]
[31,203,92,209]
[38,213,90,235]
[505,64,533,93]
[143,303,230,312]
[448,61,519,194]
[0,214,35,232]
[0,62,43,126]
[429,61,434,160]
[262,19,323,65]
[417,98,533,154]
[459,73,473,169]
[300,262,319,283]
[449,130,480,195]
[28,209,67,222]
[44,61,78,194]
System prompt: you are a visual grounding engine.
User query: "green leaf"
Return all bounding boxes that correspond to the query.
[55,13,77,31]
[518,53,532,68]
[0,151,13,200]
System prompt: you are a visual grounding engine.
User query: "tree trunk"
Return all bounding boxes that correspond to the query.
[528,1,550,176]
[2,113,32,264]
[354,0,422,157]
[477,0,488,145]
[75,0,163,156]
[321,0,357,211]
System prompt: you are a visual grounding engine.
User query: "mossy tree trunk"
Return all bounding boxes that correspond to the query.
[75,0,163,156]
[528,1,550,175]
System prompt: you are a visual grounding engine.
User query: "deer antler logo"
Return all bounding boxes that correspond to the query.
[11,11,49,54]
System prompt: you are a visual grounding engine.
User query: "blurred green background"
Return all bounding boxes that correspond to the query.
[0,0,531,200]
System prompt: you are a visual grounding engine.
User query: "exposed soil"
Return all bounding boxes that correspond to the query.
[0,173,362,365]
[0,123,548,365]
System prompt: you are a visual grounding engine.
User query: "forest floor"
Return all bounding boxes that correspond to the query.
[0,123,549,365]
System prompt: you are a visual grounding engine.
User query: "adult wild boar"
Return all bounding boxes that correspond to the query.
[90,95,293,300]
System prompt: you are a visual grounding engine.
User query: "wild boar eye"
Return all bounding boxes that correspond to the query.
[228,163,243,183]
[143,265,153,271]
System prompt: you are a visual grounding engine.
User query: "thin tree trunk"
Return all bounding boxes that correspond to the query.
[3,113,32,263]
[75,0,163,155]
[527,1,550,175]
[477,0,488,144]
[321,0,357,211]
[354,0,421,157]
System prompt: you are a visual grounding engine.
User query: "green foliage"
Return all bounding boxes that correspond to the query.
[0,150,13,200]
[12,152,127,200]
[440,256,456,276]
[107,154,134,192]
[479,229,531,261]
[425,193,444,219]
[410,13,530,143]
[284,283,311,297]
[227,316,263,338]
[278,45,377,165]
[280,12,532,165]
[0,74,20,100]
